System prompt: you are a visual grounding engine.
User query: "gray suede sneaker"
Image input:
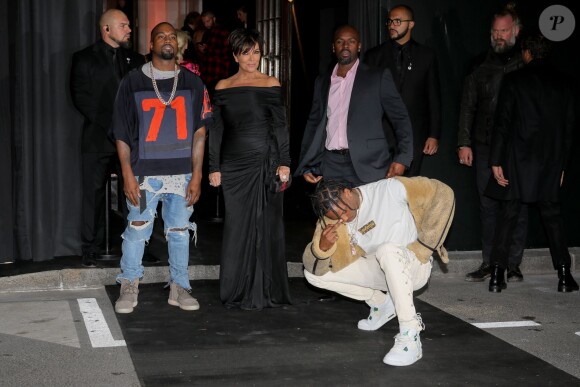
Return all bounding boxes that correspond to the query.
[115,279,139,314]
[168,283,200,311]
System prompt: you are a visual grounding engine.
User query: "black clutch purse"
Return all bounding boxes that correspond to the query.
[269,174,292,193]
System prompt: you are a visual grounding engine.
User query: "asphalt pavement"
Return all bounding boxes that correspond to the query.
[0,271,578,386]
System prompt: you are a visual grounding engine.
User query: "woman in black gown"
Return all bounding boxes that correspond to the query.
[208,29,292,310]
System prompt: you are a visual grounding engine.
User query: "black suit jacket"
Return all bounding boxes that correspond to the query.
[71,39,145,153]
[296,62,413,184]
[364,39,441,155]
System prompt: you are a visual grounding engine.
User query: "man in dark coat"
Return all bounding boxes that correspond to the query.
[457,5,528,283]
[296,25,413,187]
[363,4,441,177]
[71,9,144,267]
[486,33,578,293]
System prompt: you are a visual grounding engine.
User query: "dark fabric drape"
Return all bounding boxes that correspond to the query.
[0,0,14,263]
[8,0,102,262]
[348,0,379,53]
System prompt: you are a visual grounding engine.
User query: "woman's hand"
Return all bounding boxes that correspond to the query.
[277,165,290,182]
[209,172,221,187]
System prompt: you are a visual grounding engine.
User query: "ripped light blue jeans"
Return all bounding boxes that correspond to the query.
[116,176,195,290]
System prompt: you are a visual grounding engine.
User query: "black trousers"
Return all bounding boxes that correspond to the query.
[491,200,571,270]
[81,152,119,254]
[321,150,365,187]
[474,142,528,265]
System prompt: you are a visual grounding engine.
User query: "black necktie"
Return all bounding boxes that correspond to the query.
[110,48,123,80]
[395,45,403,74]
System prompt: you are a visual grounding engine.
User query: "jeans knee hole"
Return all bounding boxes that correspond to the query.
[130,221,149,230]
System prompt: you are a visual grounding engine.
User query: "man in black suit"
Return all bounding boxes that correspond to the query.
[296,25,413,187]
[363,4,441,177]
[71,9,144,267]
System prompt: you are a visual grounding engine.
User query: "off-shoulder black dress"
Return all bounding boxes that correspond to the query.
[209,86,292,310]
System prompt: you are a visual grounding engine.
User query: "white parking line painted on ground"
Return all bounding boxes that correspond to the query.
[576,332,580,337]
[78,298,126,348]
[472,321,541,329]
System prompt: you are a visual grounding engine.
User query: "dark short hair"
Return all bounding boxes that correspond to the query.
[184,11,200,26]
[228,28,264,56]
[150,22,175,41]
[310,179,354,225]
[521,32,551,59]
[390,4,415,20]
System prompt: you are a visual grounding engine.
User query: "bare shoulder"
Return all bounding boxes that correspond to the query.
[214,79,230,90]
[264,75,281,87]
[251,73,280,87]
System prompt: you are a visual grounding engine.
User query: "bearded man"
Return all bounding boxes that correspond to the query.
[363,4,441,177]
[71,9,145,267]
[111,22,212,314]
[296,24,413,187]
[457,4,529,284]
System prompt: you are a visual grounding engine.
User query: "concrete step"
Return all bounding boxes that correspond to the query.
[0,248,577,292]
[433,247,578,277]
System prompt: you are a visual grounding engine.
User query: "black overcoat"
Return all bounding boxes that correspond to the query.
[485,60,575,203]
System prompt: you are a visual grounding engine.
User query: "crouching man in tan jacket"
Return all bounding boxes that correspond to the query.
[303,177,454,366]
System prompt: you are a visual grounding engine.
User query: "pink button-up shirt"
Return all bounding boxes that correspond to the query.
[325,59,359,150]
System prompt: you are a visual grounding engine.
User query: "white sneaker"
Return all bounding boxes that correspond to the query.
[357,295,396,331]
[383,328,422,366]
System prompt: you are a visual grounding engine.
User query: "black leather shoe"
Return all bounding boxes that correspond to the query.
[465,263,492,282]
[82,252,98,268]
[558,266,579,292]
[489,264,507,293]
[507,265,524,282]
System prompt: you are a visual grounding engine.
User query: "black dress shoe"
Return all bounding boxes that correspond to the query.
[489,264,507,293]
[82,252,98,268]
[558,266,579,292]
[465,263,492,282]
[507,265,524,282]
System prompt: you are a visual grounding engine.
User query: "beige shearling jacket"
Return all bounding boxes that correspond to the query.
[303,176,455,276]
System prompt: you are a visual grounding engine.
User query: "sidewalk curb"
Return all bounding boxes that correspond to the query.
[1,248,576,292]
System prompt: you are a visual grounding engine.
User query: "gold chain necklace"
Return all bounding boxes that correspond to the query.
[149,62,178,106]
[347,188,363,255]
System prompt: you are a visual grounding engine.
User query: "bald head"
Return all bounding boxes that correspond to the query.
[99,9,131,48]
[334,24,360,42]
[99,9,125,29]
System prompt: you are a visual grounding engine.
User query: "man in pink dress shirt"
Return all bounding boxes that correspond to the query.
[297,24,413,187]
